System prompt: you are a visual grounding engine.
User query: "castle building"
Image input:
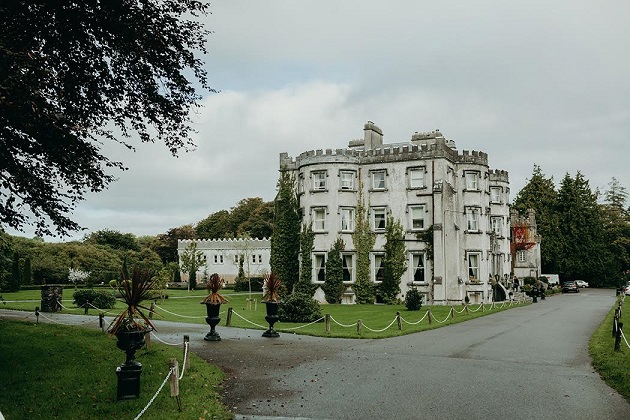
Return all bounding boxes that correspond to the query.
[279,121,513,305]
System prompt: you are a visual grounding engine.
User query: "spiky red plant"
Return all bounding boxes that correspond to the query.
[108,267,158,335]
[262,272,282,302]
[201,273,228,305]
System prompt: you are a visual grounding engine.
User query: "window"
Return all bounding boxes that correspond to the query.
[465,171,479,191]
[411,253,425,282]
[371,170,386,190]
[234,255,239,264]
[340,207,355,232]
[340,170,355,190]
[466,207,480,231]
[258,254,263,264]
[213,255,223,264]
[490,187,501,203]
[372,253,385,283]
[342,253,355,282]
[312,171,327,191]
[409,205,426,230]
[314,253,326,282]
[372,207,387,231]
[298,173,305,194]
[408,168,425,189]
[517,250,526,263]
[312,207,326,231]
[491,217,502,236]
[252,254,256,264]
[468,253,480,280]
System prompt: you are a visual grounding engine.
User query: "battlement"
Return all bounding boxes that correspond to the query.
[178,237,271,250]
[489,169,509,183]
[411,129,443,141]
[456,149,488,165]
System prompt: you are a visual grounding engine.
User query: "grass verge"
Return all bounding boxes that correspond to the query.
[589,296,630,402]
[0,319,232,419]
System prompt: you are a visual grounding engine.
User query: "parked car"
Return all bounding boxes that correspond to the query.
[624,281,630,296]
[575,280,589,288]
[562,281,579,293]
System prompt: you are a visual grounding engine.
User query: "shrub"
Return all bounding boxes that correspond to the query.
[73,289,116,309]
[234,277,263,292]
[404,287,423,311]
[278,292,322,323]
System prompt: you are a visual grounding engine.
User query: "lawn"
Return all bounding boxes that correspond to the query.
[1,288,530,339]
[589,295,630,402]
[0,319,232,419]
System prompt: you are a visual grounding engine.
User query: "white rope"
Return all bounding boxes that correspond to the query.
[88,302,115,314]
[230,310,267,329]
[56,300,82,311]
[283,316,325,330]
[362,316,398,333]
[400,310,429,325]
[179,342,189,380]
[133,367,173,420]
[37,312,91,326]
[328,316,358,328]
[467,304,484,313]
[432,308,453,324]
[621,329,630,349]
[453,306,467,314]
[153,304,207,319]
[150,332,180,346]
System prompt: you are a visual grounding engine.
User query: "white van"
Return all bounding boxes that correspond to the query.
[541,274,560,286]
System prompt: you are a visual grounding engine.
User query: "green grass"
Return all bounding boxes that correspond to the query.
[0,319,232,420]
[589,296,630,402]
[1,288,530,339]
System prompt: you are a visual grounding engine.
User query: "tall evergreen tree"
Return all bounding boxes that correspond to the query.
[21,256,33,285]
[295,223,316,295]
[352,181,376,304]
[513,165,561,273]
[380,216,407,304]
[179,241,206,290]
[9,252,20,292]
[600,177,630,287]
[270,171,301,293]
[323,238,345,304]
[556,172,609,285]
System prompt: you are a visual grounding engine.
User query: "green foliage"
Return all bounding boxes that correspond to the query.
[323,238,345,304]
[233,277,264,292]
[270,171,301,293]
[196,198,274,240]
[21,257,32,285]
[352,183,376,304]
[0,230,13,291]
[153,225,197,265]
[278,292,322,323]
[72,289,116,309]
[0,1,214,237]
[295,223,316,295]
[380,216,407,304]
[83,229,139,251]
[8,252,20,291]
[523,276,536,286]
[404,287,424,311]
[179,241,206,290]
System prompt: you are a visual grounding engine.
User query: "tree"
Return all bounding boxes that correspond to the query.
[600,178,630,287]
[8,251,20,292]
[0,230,13,291]
[0,1,215,236]
[180,241,206,290]
[352,183,376,304]
[21,256,32,285]
[270,171,301,292]
[152,225,197,264]
[380,216,407,304]
[295,223,316,295]
[323,238,345,304]
[83,230,139,251]
[196,210,232,239]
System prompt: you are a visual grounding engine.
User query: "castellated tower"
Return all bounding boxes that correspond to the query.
[279,121,511,305]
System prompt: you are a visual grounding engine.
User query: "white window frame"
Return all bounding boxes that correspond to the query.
[517,250,527,263]
[466,207,480,232]
[312,171,327,191]
[340,170,355,191]
[468,252,481,280]
[312,207,326,231]
[409,205,426,231]
[490,187,501,203]
[372,253,385,283]
[313,253,326,283]
[491,217,502,236]
[371,170,386,190]
[408,167,425,189]
[465,171,479,191]
[340,207,355,232]
[410,252,426,283]
[342,253,355,283]
[298,173,305,194]
[372,207,387,231]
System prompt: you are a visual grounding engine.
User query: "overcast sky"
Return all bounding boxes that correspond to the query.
[10,0,630,241]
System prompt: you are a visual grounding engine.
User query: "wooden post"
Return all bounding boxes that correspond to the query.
[325,314,331,334]
[183,335,190,371]
[614,322,623,352]
[465,305,469,315]
[35,306,39,324]
[613,312,619,338]
[482,303,485,312]
[396,311,402,330]
[145,331,151,349]
[84,301,89,315]
[99,313,104,332]
[149,302,155,319]
[357,319,362,335]
[169,358,182,411]
[226,307,233,326]
[450,307,454,319]
[427,309,432,324]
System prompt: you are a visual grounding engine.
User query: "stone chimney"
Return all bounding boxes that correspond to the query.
[363,121,383,150]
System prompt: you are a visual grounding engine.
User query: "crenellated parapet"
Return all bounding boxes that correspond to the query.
[489,169,509,183]
[456,149,488,165]
[178,237,271,251]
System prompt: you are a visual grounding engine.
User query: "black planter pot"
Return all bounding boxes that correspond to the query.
[115,328,151,400]
[203,303,222,341]
[262,301,280,338]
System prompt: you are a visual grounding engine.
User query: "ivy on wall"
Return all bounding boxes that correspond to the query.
[351,179,376,304]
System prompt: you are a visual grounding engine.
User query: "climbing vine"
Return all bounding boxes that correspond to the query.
[295,222,316,295]
[381,216,407,304]
[352,179,376,304]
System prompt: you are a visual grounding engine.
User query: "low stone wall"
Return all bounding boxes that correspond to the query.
[41,284,63,312]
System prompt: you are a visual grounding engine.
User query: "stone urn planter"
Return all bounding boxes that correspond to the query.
[201,273,228,342]
[262,301,280,338]
[261,273,282,338]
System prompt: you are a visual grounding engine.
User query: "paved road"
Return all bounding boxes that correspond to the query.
[2,289,628,420]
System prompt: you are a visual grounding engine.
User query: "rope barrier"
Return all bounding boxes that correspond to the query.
[87,302,115,314]
[230,310,267,329]
[154,304,207,319]
[400,310,430,325]
[150,332,180,346]
[56,300,82,312]
[133,367,174,420]
[37,312,92,326]
[282,316,325,330]
[467,304,484,313]
[179,342,189,380]
[432,308,454,324]
[453,306,467,314]
[362,316,398,333]
[329,315,358,328]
